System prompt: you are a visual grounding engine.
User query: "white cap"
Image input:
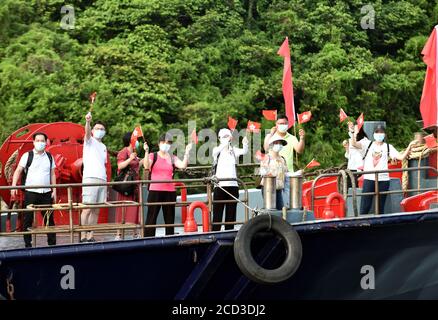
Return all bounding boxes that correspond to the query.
[218,128,232,138]
[268,134,288,146]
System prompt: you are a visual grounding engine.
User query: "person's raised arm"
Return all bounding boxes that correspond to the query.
[85,112,92,141]
[351,124,363,149]
[294,129,305,154]
[234,136,249,157]
[395,141,415,161]
[175,143,192,169]
[142,142,150,170]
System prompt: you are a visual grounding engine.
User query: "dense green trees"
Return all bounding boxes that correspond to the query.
[0,0,437,168]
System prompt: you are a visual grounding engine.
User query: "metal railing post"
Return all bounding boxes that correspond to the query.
[67,187,74,244]
[139,181,144,238]
[374,173,379,215]
[207,181,213,232]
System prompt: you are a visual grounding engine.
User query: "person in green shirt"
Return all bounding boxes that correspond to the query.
[263,114,305,208]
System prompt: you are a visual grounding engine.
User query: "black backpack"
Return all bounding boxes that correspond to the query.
[113,166,136,196]
[210,147,237,177]
[21,151,53,186]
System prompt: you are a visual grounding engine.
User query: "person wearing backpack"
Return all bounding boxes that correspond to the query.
[211,129,248,231]
[114,132,147,240]
[11,132,57,248]
[143,133,192,237]
[259,135,288,210]
[351,124,415,215]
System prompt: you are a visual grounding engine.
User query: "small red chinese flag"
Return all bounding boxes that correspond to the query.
[356,113,364,131]
[191,128,198,144]
[255,150,266,161]
[305,159,321,169]
[262,110,277,121]
[425,134,438,149]
[130,126,144,149]
[89,92,97,104]
[228,116,238,131]
[339,108,348,122]
[247,120,261,133]
[298,111,312,124]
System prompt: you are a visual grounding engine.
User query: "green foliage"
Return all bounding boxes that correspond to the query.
[0,0,435,169]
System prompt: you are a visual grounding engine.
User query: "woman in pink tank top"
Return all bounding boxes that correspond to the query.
[143,133,192,237]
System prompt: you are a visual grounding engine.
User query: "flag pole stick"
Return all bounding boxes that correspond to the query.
[293,122,299,169]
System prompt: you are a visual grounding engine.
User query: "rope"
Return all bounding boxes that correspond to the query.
[209,177,261,216]
[4,150,18,183]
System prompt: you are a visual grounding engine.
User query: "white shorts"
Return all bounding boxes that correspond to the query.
[82,177,107,204]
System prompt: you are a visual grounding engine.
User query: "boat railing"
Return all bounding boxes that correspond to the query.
[311,166,438,216]
[0,177,250,246]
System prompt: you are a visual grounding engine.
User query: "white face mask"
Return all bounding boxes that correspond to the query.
[34,141,46,152]
[220,137,230,145]
[373,133,385,142]
[348,131,353,138]
[277,124,288,133]
[159,143,171,153]
[272,144,283,152]
[94,129,105,139]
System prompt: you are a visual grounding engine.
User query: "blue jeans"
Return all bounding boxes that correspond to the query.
[282,176,291,209]
[360,179,390,215]
[261,188,284,210]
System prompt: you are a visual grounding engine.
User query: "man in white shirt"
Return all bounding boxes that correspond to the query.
[351,124,414,214]
[211,129,248,231]
[81,112,108,242]
[11,132,57,248]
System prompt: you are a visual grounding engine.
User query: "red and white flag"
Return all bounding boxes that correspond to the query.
[130,126,143,149]
[228,116,238,131]
[262,110,277,121]
[191,128,198,144]
[298,111,312,124]
[278,37,296,128]
[356,113,364,131]
[339,108,348,122]
[420,26,438,129]
[425,134,438,149]
[89,92,97,104]
[305,159,321,169]
[247,120,261,133]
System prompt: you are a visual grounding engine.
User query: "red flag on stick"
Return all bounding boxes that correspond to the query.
[298,111,312,124]
[339,108,348,122]
[420,26,438,129]
[130,126,144,149]
[277,37,296,128]
[247,121,261,133]
[228,116,238,131]
[356,113,364,131]
[262,110,277,121]
[305,159,321,169]
[89,92,97,104]
[191,128,198,144]
[425,134,438,149]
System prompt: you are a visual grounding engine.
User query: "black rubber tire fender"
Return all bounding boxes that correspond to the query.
[234,214,302,284]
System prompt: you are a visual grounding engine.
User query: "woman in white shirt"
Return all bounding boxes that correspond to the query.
[351,124,414,215]
[211,129,248,231]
